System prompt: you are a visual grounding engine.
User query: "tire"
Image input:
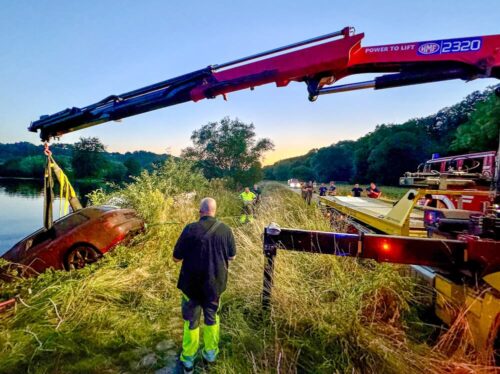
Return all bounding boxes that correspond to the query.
[64,245,101,271]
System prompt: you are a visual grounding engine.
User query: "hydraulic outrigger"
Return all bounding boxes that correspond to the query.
[26,26,500,356]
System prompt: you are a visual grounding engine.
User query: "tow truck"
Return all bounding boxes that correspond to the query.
[27,27,500,358]
[318,149,495,238]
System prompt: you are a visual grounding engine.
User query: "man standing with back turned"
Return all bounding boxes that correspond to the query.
[173,198,236,373]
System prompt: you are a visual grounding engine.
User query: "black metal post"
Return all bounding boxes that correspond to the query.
[262,244,276,310]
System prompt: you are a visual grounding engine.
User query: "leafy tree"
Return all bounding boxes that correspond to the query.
[105,161,128,181]
[290,165,315,181]
[272,163,291,181]
[234,161,264,188]
[19,156,46,177]
[0,156,46,177]
[450,93,500,153]
[107,150,168,171]
[71,137,108,179]
[366,130,431,184]
[182,117,274,185]
[311,141,355,182]
[54,155,72,174]
[263,166,275,180]
[352,135,371,183]
[124,157,142,177]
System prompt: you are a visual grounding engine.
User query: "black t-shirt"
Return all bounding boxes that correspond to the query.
[319,186,327,196]
[173,216,236,302]
[351,187,363,197]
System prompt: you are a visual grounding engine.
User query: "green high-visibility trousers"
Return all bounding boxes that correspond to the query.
[180,320,200,363]
[180,294,220,364]
[203,313,220,354]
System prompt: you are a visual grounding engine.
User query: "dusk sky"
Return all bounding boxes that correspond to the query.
[0,0,498,165]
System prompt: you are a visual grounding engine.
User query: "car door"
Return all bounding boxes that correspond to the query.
[19,227,57,273]
[24,213,89,272]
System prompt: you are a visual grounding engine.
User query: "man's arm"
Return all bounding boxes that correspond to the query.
[227,229,237,261]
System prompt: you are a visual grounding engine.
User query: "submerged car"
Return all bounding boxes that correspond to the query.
[1,206,144,277]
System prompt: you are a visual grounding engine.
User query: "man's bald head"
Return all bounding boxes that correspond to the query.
[199,197,217,217]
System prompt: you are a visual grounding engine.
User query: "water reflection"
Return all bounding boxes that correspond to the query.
[0,178,104,203]
[0,179,42,198]
[0,178,105,255]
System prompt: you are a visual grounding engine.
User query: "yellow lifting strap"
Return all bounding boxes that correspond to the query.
[53,158,78,216]
[43,144,82,229]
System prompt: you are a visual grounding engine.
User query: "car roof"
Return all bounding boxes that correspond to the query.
[78,205,120,218]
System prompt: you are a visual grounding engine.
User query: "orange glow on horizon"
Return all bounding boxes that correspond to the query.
[106,144,315,167]
[262,147,315,166]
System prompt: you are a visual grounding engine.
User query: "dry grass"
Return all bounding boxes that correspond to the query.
[0,161,496,373]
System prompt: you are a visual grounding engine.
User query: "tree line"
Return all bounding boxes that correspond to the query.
[0,117,273,188]
[0,139,168,182]
[264,86,499,185]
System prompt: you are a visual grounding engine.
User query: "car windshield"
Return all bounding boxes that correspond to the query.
[54,213,89,234]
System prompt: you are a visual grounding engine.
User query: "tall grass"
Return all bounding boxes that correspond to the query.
[0,160,494,373]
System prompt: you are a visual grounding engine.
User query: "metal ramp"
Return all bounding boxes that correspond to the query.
[320,191,426,237]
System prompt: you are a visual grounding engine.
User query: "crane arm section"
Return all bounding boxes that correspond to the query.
[29,27,500,140]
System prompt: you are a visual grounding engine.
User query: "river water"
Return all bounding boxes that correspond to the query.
[0,179,102,256]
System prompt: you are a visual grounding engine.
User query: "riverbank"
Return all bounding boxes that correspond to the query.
[0,176,40,181]
[0,175,105,184]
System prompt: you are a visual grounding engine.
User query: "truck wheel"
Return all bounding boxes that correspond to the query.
[65,245,101,271]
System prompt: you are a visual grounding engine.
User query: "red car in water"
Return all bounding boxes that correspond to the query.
[1,206,144,277]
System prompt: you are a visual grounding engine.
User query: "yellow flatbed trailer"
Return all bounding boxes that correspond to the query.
[319,189,490,237]
[319,193,426,237]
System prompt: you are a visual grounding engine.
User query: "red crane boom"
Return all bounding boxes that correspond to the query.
[29,27,500,140]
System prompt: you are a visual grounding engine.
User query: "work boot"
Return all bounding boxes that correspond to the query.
[180,359,194,373]
[202,349,218,363]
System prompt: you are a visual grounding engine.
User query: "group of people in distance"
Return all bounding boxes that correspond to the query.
[301,180,382,205]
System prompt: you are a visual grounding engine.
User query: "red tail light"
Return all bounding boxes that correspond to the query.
[381,242,391,252]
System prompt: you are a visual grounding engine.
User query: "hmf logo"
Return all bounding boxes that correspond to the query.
[418,42,440,55]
